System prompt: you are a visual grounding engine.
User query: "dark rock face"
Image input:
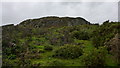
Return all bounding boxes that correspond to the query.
[19,16,90,28]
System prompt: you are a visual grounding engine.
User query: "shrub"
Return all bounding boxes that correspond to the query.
[53,44,83,59]
[21,60,32,66]
[2,59,20,66]
[44,45,53,51]
[8,54,16,59]
[81,47,108,66]
[92,22,119,48]
[32,62,41,67]
[71,31,90,40]
[47,59,65,66]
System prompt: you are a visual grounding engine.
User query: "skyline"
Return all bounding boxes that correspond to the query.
[1,2,119,25]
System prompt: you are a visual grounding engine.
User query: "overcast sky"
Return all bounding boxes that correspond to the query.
[1,2,118,25]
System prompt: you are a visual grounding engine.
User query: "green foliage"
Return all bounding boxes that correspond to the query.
[81,47,108,66]
[2,59,20,66]
[8,54,16,59]
[44,45,53,51]
[71,30,90,40]
[19,59,32,66]
[92,22,119,48]
[32,62,41,66]
[53,44,83,59]
[105,54,118,66]
[47,59,65,66]
[2,17,119,66]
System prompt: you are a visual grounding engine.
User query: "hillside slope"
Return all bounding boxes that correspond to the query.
[2,16,120,67]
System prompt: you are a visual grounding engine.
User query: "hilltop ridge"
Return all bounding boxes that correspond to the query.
[18,16,91,28]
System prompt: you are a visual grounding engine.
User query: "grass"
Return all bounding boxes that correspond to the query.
[31,54,83,66]
[105,54,118,66]
[8,37,118,66]
[0,55,2,58]
[31,39,94,66]
[74,39,95,53]
[29,39,118,66]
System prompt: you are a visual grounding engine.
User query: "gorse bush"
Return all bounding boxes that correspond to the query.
[44,45,53,51]
[47,59,65,66]
[8,54,16,59]
[81,47,108,66]
[53,44,83,59]
[2,59,20,66]
[92,22,120,48]
[71,30,90,40]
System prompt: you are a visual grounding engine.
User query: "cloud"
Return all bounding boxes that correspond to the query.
[2,2,118,25]
[0,2,2,25]
[118,1,120,22]
[1,0,119,2]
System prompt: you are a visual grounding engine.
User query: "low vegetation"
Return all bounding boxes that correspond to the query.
[2,17,120,67]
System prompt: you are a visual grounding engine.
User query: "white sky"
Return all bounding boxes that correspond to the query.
[1,0,119,25]
[1,0,119,2]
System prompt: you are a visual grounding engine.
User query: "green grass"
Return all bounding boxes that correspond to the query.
[23,38,118,66]
[11,38,118,66]
[31,54,83,66]
[105,54,118,66]
[35,45,44,49]
[0,55,2,58]
[74,39,95,53]
[31,39,94,66]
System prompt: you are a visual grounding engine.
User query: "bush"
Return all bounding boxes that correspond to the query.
[81,47,108,66]
[2,59,20,66]
[8,54,16,59]
[32,62,41,67]
[53,44,83,59]
[44,45,53,51]
[92,22,119,48]
[47,59,65,66]
[71,31,90,40]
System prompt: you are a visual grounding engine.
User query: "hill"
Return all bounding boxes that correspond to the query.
[2,16,120,67]
[19,16,90,28]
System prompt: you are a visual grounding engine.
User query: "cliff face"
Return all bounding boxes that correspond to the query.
[19,16,90,28]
